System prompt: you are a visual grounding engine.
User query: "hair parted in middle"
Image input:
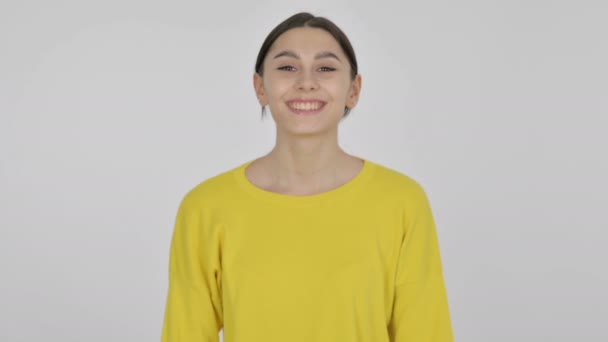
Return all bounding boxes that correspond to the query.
[254,12,359,120]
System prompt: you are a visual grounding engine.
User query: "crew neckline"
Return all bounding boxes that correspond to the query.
[233,156,376,207]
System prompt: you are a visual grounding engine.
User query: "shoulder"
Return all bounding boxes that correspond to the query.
[368,160,429,203]
[178,162,243,209]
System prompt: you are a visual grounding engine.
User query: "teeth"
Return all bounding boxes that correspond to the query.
[291,102,322,111]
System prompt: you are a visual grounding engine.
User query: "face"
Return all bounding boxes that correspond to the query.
[254,27,362,136]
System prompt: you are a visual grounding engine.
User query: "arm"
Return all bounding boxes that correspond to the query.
[161,193,223,342]
[388,183,454,341]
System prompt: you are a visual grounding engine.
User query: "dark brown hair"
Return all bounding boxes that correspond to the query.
[254,12,359,120]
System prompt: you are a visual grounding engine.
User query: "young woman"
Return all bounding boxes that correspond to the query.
[161,12,454,342]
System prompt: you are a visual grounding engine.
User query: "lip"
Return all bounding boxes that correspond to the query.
[286,99,327,116]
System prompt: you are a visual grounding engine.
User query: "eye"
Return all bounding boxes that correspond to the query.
[277,66,336,72]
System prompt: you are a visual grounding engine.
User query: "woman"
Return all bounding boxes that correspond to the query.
[161,12,454,342]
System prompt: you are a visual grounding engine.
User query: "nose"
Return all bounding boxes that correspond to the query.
[295,70,319,91]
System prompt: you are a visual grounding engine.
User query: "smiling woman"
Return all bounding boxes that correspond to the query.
[253,13,359,120]
[253,25,360,138]
[161,11,454,342]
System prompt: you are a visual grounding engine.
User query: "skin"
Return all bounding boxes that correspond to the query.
[251,26,363,195]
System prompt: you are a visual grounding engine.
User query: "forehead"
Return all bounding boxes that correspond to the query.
[268,27,344,58]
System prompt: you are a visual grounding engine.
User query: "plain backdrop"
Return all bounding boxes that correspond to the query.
[1,0,607,341]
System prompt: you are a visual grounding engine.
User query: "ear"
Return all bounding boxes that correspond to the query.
[346,74,362,109]
[253,72,267,107]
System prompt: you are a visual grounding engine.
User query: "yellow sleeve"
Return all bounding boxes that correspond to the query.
[161,194,223,342]
[388,184,454,341]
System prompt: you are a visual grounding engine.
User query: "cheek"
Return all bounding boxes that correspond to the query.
[264,73,351,102]
[264,82,290,101]
[325,80,351,100]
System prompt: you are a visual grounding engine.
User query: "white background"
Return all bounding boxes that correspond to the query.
[1,0,607,341]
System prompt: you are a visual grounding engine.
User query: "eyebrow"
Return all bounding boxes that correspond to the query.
[272,50,342,63]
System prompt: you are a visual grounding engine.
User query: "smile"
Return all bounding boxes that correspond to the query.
[286,100,326,115]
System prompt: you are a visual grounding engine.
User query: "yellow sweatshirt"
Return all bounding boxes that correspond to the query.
[161,157,454,342]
